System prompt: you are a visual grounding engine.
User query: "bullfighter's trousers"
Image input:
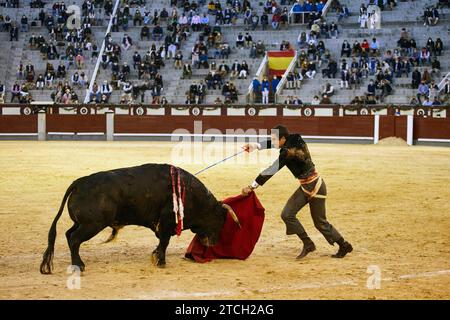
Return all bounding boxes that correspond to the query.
[280,178,343,245]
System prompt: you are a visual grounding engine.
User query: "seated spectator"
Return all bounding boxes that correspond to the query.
[431,57,441,76]
[141,25,151,41]
[236,32,245,49]
[239,61,249,79]
[320,95,332,104]
[218,61,230,78]
[322,58,337,78]
[409,96,420,107]
[182,63,192,79]
[100,80,113,101]
[417,81,429,104]
[255,40,266,57]
[306,61,316,79]
[435,38,443,56]
[122,34,133,51]
[0,81,4,103]
[311,95,321,105]
[367,79,376,97]
[88,82,101,102]
[152,25,164,41]
[411,69,421,89]
[422,97,433,106]
[36,74,45,91]
[419,47,430,65]
[440,79,450,103]
[369,38,380,56]
[432,97,442,106]
[341,40,351,57]
[120,82,133,104]
[322,82,334,97]
[198,51,209,69]
[230,60,240,79]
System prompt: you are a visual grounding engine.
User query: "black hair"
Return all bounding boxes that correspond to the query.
[271,125,289,140]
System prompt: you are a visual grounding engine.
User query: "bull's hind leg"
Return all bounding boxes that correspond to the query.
[67,223,105,272]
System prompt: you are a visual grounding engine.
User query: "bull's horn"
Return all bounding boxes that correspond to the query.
[222,204,241,229]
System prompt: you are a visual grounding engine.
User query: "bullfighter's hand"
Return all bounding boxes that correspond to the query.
[241,186,253,196]
[242,143,260,153]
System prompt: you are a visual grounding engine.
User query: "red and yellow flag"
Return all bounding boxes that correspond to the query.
[268,50,295,77]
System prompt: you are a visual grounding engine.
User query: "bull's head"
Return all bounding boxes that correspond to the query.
[197,203,241,247]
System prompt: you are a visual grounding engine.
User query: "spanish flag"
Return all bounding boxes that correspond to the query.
[268,50,296,77]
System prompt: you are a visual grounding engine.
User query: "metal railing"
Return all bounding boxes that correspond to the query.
[247,53,268,103]
[275,51,298,103]
[438,71,450,92]
[83,0,121,103]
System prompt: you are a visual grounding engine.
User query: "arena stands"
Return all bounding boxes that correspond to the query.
[0,0,448,106]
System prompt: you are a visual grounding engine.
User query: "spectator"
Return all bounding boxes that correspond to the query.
[322,82,334,97]
[311,95,320,105]
[252,77,260,99]
[260,12,268,30]
[367,79,376,97]
[141,25,151,41]
[122,34,133,51]
[174,51,183,69]
[432,97,442,106]
[435,38,444,56]
[417,81,429,104]
[271,76,280,93]
[236,32,245,49]
[36,74,45,91]
[322,58,337,78]
[182,63,192,79]
[44,72,54,88]
[101,80,113,101]
[411,69,421,89]
[10,24,18,41]
[431,58,441,76]
[440,79,450,103]
[320,94,332,104]
[369,38,380,56]
[152,25,164,41]
[20,15,28,33]
[341,40,351,57]
[422,97,433,106]
[11,82,21,102]
[261,77,270,104]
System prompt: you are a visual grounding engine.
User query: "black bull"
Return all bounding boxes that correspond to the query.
[40,164,239,274]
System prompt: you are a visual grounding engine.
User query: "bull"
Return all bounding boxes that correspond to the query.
[39,164,239,274]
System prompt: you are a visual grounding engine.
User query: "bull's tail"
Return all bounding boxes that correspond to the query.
[40,180,77,275]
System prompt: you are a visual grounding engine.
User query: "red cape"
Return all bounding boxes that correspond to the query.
[185,192,265,263]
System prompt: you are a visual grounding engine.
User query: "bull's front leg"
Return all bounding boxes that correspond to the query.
[151,234,171,268]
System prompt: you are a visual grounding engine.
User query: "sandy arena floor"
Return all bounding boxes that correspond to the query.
[0,140,449,300]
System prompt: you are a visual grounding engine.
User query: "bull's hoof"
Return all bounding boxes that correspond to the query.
[151,251,166,268]
[151,252,159,266]
[72,262,85,272]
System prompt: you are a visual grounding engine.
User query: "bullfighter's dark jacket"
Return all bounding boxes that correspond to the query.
[255,134,316,186]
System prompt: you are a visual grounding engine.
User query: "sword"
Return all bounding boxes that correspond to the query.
[194,150,246,176]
